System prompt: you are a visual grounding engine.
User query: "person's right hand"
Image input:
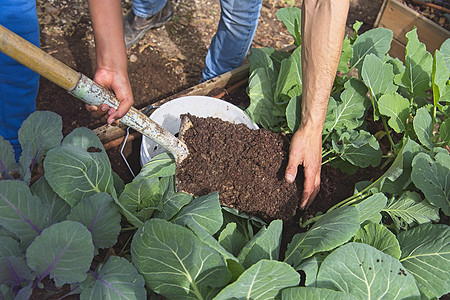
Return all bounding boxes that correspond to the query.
[85,66,134,126]
[285,125,323,210]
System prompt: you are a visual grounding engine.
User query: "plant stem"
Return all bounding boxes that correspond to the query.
[321,149,334,158]
[300,175,383,227]
[322,156,338,165]
[381,115,397,153]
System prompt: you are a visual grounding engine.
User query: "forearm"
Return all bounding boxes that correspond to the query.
[300,0,349,131]
[87,0,127,73]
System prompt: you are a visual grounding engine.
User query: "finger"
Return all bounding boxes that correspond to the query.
[85,104,98,113]
[300,163,321,210]
[285,151,303,184]
[304,172,321,210]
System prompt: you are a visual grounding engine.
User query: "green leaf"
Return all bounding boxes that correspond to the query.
[246,71,280,130]
[0,284,15,299]
[337,130,382,168]
[380,138,425,195]
[119,177,162,222]
[284,206,360,267]
[26,220,94,287]
[0,236,21,258]
[354,222,401,259]
[296,253,327,287]
[286,95,302,132]
[355,193,387,224]
[0,136,18,176]
[62,127,104,151]
[112,171,125,195]
[378,92,410,133]
[361,54,398,119]
[398,223,450,299]
[0,180,50,247]
[131,219,230,299]
[440,38,450,73]
[30,177,71,223]
[153,178,192,220]
[338,37,353,73]
[134,152,175,181]
[384,55,405,75]
[276,7,301,46]
[67,193,121,251]
[383,191,440,231]
[246,47,288,130]
[44,145,114,207]
[80,256,146,300]
[411,152,450,215]
[394,28,433,99]
[282,286,357,300]
[439,118,450,146]
[362,54,398,98]
[432,50,450,108]
[275,47,302,105]
[218,223,247,258]
[350,28,393,71]
[317,243,420,299]
[237,220,283,268]
[172,192,223,235]
[413,106,434,149]
[214,260,300,300]
[323,79,368,134]
[187,221,240,265]
[18,111,63,165]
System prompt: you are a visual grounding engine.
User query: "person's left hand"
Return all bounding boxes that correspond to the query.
[85,67,134,125]
[284,125,323,210]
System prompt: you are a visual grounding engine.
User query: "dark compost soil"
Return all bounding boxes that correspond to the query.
[176,114,303,222]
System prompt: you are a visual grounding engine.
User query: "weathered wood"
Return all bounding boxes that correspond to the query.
[375,0,450,61]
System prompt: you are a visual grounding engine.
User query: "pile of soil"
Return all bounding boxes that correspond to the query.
[176,114,302,222]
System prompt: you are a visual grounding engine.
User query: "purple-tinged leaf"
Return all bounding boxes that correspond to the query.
[0,256,34,287]
[80,256,146,299]
[26,221,94,287]
[67,193,121,251]
[0,136,19,176]
[0,181,50,247]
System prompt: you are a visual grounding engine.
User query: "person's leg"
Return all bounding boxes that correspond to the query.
[123,0,173,48]
[202,0,263,81]
[0,1,40,160]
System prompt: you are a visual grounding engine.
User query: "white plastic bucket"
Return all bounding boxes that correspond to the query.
[140,95,259,166]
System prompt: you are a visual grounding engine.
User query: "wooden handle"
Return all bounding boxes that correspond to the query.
[0,25,80,91]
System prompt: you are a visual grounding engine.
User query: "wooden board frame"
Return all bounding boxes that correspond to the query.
[374,0,450,61]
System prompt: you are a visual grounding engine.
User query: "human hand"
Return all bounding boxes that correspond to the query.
[285,125,323,210]
[85,67,134,125]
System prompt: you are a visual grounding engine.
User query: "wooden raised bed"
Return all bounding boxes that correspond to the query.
[374,0,450,61]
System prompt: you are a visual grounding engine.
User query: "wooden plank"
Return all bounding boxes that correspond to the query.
[375,0,450,59]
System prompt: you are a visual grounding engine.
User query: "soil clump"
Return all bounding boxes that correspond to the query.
[176,114,303,222]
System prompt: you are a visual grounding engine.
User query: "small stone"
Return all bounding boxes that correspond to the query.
[129,54,138,63]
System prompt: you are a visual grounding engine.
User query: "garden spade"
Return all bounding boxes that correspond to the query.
[0,24,189,164]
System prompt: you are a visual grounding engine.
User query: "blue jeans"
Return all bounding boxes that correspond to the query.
[132,0,262,81]
[0,1,40,160]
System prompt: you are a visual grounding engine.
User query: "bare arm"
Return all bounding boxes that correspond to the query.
[87,0,134,125]
[285,0,349,209]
